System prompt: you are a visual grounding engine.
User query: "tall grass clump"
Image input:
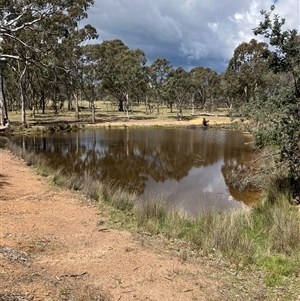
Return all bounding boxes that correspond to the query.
[261,165,294,206]
[251,160,300,281]
[5,140,54,177]
[0,137,9,148]
[134,198,168,235]
[5,140,41,167]
[253,197,300,255]
[188,209,257,264]
[100,179,136,212]
[134,194,194,238]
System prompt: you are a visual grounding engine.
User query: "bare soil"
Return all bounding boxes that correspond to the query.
[10,108,235,131]
[85,115,233,128]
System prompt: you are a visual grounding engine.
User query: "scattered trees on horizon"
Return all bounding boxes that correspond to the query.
[1,1,280,125]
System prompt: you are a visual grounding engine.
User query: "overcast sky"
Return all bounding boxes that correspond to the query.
[83,0,299,73]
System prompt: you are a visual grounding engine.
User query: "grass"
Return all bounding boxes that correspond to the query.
[2,140,300,293]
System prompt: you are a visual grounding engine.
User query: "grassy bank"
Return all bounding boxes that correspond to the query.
[2,140,299,290]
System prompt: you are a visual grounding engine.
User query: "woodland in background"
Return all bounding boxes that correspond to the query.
[0,3,299,200]
[0,2,277,125]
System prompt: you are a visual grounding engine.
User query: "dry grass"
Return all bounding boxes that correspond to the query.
[7,101,233,131]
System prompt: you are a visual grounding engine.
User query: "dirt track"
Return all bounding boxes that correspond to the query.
[1,149,225,301]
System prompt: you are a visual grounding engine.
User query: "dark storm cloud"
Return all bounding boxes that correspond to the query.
[83,0,298,72]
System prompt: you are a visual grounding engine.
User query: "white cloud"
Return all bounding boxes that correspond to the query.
[208,22,219,32]
[84,0,299,72]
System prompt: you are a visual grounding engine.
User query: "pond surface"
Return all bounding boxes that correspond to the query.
[14,128,259,215]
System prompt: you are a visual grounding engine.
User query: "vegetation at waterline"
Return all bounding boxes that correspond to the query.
[2,140,299,291]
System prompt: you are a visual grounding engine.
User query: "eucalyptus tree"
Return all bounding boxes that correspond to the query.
[113,48,148,119]
[163,67,189,121]
[80,43,104,122]
[0,0,96,126]
[131,64,150,112]
[150,58,173,114]
[244,5,300,200]
[1,66,18,112]
[189,66,220,112]
[97,39,129,111]
[219,70,242,110]
[54,25,98,118]
[99,40,148,118]
[227,38,270,104]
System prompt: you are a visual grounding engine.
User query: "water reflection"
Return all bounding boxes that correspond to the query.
[14,128,257,214]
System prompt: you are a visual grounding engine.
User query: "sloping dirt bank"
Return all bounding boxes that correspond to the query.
[0,150,221,301]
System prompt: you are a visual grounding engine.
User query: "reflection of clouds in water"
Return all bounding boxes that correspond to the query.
[203,184,213,193]
[142,158,245,215]
[16,128,255,215]
[228,195,234,202]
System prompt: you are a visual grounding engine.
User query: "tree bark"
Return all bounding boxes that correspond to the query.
[118,95,124,112]
[191,93,195,115]
[125,93,130,119]
[41,91,45,114]
[73,91,79,119]
[91,102,95,123]
[20,65,28,127]
[32,105,36,119]
[145,95,149,115]
[177,100,182,121]
[0,65,8,126]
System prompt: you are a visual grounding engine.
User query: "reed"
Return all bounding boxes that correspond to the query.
[5,140,41,167]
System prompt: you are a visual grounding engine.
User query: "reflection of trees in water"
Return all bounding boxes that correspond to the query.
[16,129,255,195]
[221,133,255,189]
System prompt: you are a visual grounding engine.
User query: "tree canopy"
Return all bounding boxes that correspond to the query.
[0,0,97,125]
[242,5,300,200]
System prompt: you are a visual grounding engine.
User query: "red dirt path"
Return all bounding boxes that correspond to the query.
[0,149,220,301]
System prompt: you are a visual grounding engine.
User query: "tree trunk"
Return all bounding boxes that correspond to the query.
[191,94,195,115]
[41,91,45,114]
[177,101,182,121]
[73,91,79,119]
[118,95,124,112]
[156,96,160,114]
[91,100,95,123]
[32,105,36,119]
[252,82,257,102]
[68,92,73,111]
[244,85,251,103]
[20,65,28,127]
[145,95,149,115]
[125,93,130,119]
[0,65,8,126]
